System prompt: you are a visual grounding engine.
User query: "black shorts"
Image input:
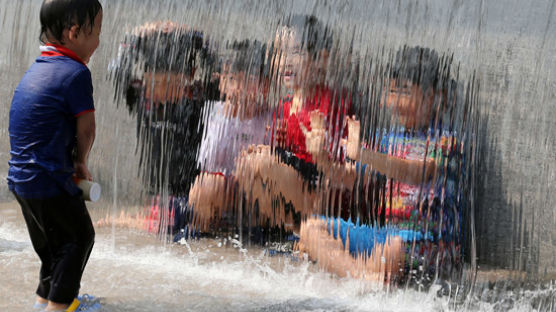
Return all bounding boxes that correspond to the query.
[14,192,95,304]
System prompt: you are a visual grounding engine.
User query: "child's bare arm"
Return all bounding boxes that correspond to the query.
[346,116,436,185]
[75,112,96,180]
[359,150,436,185]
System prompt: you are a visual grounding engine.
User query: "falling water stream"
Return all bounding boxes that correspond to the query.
[0,0,555,311]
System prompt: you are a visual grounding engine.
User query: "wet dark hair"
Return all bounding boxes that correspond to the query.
[132,29,210,75]
[283,14,333,59]
[390,45,460,129]
[391,45,447,93]
[227,39,268,77]
[111,25,220,112]
[39,0,102,44]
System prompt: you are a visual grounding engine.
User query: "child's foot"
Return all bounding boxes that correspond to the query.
[34,295,48,310]
[56,294,102,312]
[74,294,102,311]
[77,294,101,304]
[33,302,47,310]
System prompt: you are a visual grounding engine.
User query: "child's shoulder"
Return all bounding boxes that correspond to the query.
[31,56,91,84]
[36,55,88,72]
[18,57,91,97]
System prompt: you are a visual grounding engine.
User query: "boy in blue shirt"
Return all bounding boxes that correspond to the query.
[8,0,102,311]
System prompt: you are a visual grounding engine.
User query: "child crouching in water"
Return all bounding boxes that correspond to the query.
[8,0,102,311]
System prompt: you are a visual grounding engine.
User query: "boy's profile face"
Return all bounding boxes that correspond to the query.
[68,10,102,63]
[67,9,103,64]
[381,79,435,129]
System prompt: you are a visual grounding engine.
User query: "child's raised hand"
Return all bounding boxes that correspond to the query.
[306,128,325,157]
[309,111,325,131]
[346,115,360,159]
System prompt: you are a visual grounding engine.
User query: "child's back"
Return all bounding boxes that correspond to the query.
[9,49,93,198]
[7,0,102,310]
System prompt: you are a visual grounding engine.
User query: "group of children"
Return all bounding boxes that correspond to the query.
[7,0,471,310]
[112,14,469,286]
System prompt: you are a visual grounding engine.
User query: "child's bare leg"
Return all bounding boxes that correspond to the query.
[188,173,229,231]
[234,145,321,226]
[297,217,403,281]
[190,144,324,231]
[36,296,48,304]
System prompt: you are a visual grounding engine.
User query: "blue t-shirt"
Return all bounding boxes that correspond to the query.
[8,55,95,199]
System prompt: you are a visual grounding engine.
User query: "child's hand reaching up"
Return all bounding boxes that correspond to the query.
[346,115,360,159]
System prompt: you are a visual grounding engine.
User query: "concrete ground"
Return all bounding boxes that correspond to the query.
[1,202,553,312]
